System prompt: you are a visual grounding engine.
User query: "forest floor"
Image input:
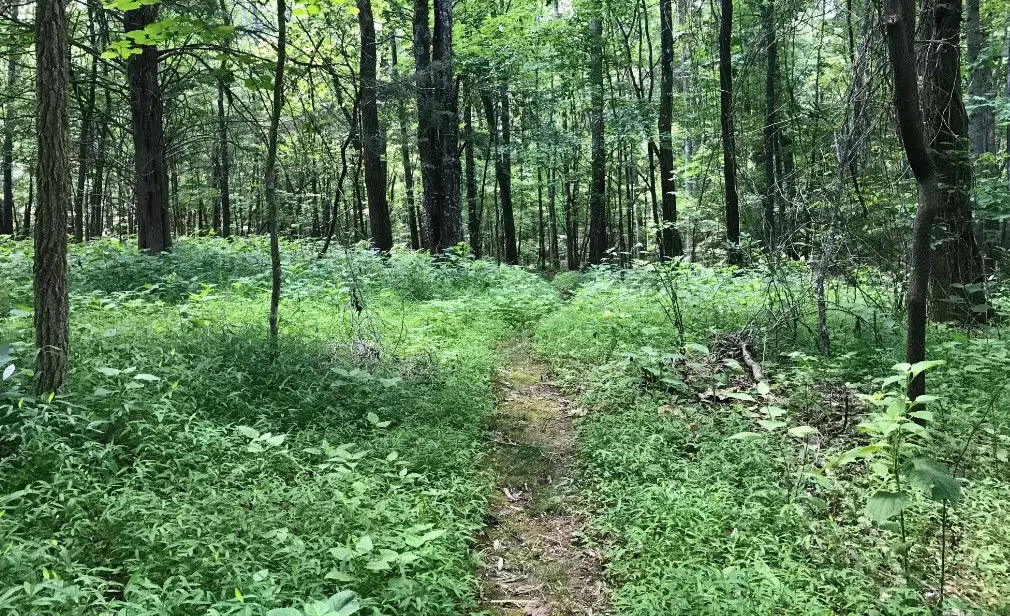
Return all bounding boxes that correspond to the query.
[476,339,610,616]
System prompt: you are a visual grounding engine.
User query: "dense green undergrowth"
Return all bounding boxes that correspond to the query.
[536,263,1010,615]
[4,239,1010,615]
[0,237,557,615]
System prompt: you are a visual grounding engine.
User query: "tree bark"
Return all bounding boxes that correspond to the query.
[34,0,71,393]
[390,36,420,250]
[464,90,480,256]
[1,3,18,237]
[966,0,995,156]
[357,0,392,252]
[920,0,985,322]
[413,0,461,254]
[658,0,682,258]
[266,0,286,341]
[126,5,172,254]
[761,0,779,252]
[588,14,608,264]
[719,0,741,264]
[883,0,940,400]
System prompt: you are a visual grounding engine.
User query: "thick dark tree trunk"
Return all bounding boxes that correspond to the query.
[266,0,286,341]
[216,81,232,237]
[920,0,985,322]
[358,0,392,251]
[761,0,779,251]
[413,0,461,254]
[719,0,741,264]
[588,14,607,264]
[1,3,18,236]
[464,92,480,256]
[126,5,171,254]
[34,0,71,393]
[658,0,682,258]
[547,157,560,270]
[483,89,517,264]
[883,0,940,399]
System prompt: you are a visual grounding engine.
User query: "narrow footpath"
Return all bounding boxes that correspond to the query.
[476,341,610,616]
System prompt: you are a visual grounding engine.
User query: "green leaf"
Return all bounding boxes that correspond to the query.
[865,490,906,524]
[909,360,944,378]
[97,367,121,376]
[327,590,360,615]
[133,373,160,382]
[756,381,770,396]
[8,308,29,318]
[237,426,259,439]
[722,391,756,402]
[727,431,764,441]
[757,419,786,431]
[2,364,13,381]
[787,425,819,438]
[324,569,355,582]
[266,609,302,616]
[685,342,709,355]
[265,434,286,446]
[329,546,354,560]
[906,457,962,503]
[355,535,373,554]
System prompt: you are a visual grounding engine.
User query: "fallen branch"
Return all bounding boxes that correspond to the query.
[740,341,765,382]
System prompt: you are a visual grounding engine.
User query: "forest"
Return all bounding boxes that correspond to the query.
[2,0,1010,612]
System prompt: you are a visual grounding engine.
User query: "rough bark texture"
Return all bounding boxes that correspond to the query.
[588,15,608,265]
[718,0,740,264]
[391,37,420,250]
[266,0,286,341]
[34,0,71,393]
[883,0,939,400]
[484,89,517,264]
[413,0,461,254]
[357,0,392,252]
[126,5,172,254]
[658,0,682,258]
[920,0,985,322]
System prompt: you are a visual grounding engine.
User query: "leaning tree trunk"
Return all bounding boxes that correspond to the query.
[718,0,741,264]
[34,0,71,393]
[883,0,941,400]
[358,0,392,252]
[658,0,682,258]
[587,14,608,265]
[920,0,985,322]
[126,5,172,254]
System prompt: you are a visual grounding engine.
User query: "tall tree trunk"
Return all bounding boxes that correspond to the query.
[547,156,560,270]
[391,36,420,250]
[1,3,18,237]
[498,86,517,264]
[920,0,985,322]
[464,91,480,256]
[413,0,461,254]
[966,0,995,156]
[658,0,682,257]
[719,0,741,264]
[22,171,32,238]
[73,23,98,243]
[883,0,940,400]
[34,0,71,393]
[266,0,286,341]
[588,14,608,264]
[88,107,108,239]
[761,0,779,251]
[126,5,172,254]
[216,81,232,237]
[358,0,392,251]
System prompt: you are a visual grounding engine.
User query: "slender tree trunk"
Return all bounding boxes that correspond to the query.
[761,0,779,251]
[883,0,940,399]
[266,0,286,341]
[391,37,420,250]
[1,3,19,236]
[126,5,171,254]
[358,0,392,251]
[464,90,480,256]
[588,14,608,264]
[34,0,71,393]
[719,0,741,264]
[920,0,985,322]
[73,27,98,243]
[547,155,560,270]
[498,86,517,263]
[22,171,33,239]
[658,0,682,257]
[966,0,995,156]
